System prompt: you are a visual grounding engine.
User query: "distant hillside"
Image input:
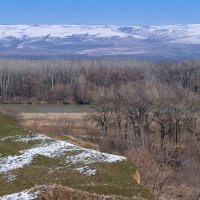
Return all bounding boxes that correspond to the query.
[0,24,200,59]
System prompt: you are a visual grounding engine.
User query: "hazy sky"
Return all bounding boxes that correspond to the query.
[0,0,199,25]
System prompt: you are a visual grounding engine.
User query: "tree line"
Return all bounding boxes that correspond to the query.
[1,59,200,104]
[88,82,200,150]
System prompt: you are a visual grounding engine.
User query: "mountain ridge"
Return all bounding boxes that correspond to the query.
[0,24,200,59]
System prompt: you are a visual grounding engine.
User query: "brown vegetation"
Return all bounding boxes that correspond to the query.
[87,84,200,200]
[36,185,145,200]
[1,59,200,199]
[0,59,200,105]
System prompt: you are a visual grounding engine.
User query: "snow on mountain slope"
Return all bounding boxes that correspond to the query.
[0,25,129,38]
[0,24,200,58]
[0,24,200,42]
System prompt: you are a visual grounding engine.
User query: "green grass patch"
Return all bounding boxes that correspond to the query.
[0,112,153,199]
[0,156,153,199]
[0,112,27,138]
[0,112,36,156]
[0,140,38,157]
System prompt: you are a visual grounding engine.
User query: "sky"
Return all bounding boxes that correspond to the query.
[0,0,199,26]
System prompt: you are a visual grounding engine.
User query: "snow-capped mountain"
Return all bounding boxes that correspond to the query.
[0,24,200,59]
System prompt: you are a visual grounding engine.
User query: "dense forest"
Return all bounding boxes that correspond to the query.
[0,59,200,199]
[0,59,200,104]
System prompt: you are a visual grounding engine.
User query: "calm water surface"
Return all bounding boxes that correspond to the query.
[2,104,92,113]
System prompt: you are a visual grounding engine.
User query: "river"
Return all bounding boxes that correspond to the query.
[1,104,92,113]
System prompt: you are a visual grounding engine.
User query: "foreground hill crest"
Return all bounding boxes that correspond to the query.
[0,112,152,200]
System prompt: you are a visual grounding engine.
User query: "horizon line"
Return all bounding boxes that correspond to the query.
[0,23,200,27]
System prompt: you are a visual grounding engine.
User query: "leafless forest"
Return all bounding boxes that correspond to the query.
[0,59,200,104]
[0,59,200,199]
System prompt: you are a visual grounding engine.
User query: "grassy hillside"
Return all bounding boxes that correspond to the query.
[0,112,153,200]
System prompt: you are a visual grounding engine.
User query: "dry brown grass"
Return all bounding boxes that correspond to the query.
[126,135,200,200]
[17,112,99,149]
[18,112,96,137]
[36,185,145,200]
[19,112,86,127]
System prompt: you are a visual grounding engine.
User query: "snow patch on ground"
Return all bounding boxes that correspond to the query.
[0,189,39,200]
[0,133,126,198]
[67,149,126,165]
[0,134,126,177]
[4,172,17,182]
[1,136,16,141]
[1,134,49,142]
[75,166,96,176]
[0,139,79,173]
[14,134,50,142]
